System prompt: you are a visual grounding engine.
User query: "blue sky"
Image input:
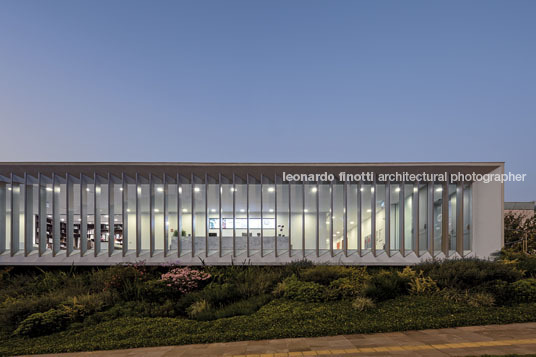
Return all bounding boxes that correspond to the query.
[0,1,534,201]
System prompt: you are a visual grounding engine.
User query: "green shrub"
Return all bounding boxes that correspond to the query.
[274,275,327,302]
[440,288,495,307]
[186,299,210,319]
[192,294,272,321]
[13,306,74,337]
[480,280,513,305]
[327,277,364,299]
[140,279,182,303]
[409,274,439,296]
[299,265,356,285]
[511,278,536,302]
[364,270,410,301]
[0,293,65,333]
[351,296,375,311]
[501,251,536,278]
[416,258,523,290]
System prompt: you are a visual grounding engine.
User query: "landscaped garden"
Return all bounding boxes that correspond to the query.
[1,250,536,356]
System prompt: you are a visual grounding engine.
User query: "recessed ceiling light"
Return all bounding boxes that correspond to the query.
[360,188,364,192]
[304,209,309,213]
[366,209,371,213]
[413,187,418,193]
[194,187,200,192]
[46,187,53,192]
[371,188,375,193]
[211,209,217,212]
[8,187,12,191]
[311,187,317,193]
[119,187,123,191]
[86,188,90,192]
[240,209,245,213]
[182,208,188,213]
[157,187,164,192]
[178,187,182,193]
[267,187,275,192]
[269,209,274,212]
[154,209,159,213]
[336,231,340,234]
[350,221,355,225]
[435,187,443,192]
[326,221,330,225]
[395,187,400,192]
[126,209,131,212]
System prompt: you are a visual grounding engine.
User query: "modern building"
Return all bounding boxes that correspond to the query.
[504,201,535,220]
[0,162,504,265]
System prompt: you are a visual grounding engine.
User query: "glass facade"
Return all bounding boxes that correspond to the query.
[0,163,495,265]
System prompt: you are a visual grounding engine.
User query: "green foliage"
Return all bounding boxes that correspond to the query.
[327,277,364,299]
[364,270,410,301]
[186,299,211,319]
[440,288,495,307]
[299,265,356,285]
[191,295,272,321]
[0,293,65,332]
[416,258,523,290]
[274,275,327,302]
[504,212,536,253]
[501,251,536,278]
[351,296,375,311]
[13,306,74,337]
[4,296,536,356]
[511,278,536,302]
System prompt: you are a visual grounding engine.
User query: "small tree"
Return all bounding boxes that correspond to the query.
[504,213,536,254]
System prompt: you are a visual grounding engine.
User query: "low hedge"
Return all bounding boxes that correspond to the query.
[2,296,536,355]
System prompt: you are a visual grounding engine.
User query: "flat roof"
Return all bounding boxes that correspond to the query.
[0,162,504,180]
[505,202,535,210]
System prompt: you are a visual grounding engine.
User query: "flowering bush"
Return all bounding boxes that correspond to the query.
[161,267,211,294]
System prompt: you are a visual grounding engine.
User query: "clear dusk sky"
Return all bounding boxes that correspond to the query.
[0,1,534,201]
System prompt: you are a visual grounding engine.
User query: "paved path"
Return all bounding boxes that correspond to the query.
[28,322,536,357]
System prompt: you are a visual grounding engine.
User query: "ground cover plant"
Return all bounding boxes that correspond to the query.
[1,251,536,355]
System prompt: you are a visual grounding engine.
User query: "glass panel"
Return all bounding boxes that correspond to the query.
[389,184,400,252]
[262,179,275,254]
[290,183,303,255]
[86,183,94,252]
[433,184,443,255]
[166,182,178,254]
[248,179,261,254]
[318,183,330,252]
[235,180,247,255]
[72,183,81,251]
[404,184,414,252]
[126,183,137,253]
[220,179,232,255]
[333,184,344,252]
[154,183,164,252]
[304,183,317,254]
[347,184,358,253]
[179,179,192,255]
[193,178,206,255]
[448,184,457,255]
[375,184,386,253]
[27,181,38,252]
[97,183,108,253]
[276,180,289,255]
[463,183,472,252]
[418,183,428,254]
[361,184,372,253]
[139,183,150,252]
[207,179,219,255]
[0,182,7,253]
[12,181,24,253]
